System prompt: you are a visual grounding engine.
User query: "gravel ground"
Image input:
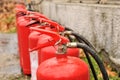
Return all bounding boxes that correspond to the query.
[0,53,30,80]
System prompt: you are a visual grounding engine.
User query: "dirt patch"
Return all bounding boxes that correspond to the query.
[0,53,21,80]
[0,74,30,80]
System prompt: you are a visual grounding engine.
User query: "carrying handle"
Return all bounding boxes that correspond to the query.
[25,20,40,27]
[30,27,68,51]
[25,15,65,32]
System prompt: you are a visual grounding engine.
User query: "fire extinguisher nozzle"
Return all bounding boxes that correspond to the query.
[66,42,77,48]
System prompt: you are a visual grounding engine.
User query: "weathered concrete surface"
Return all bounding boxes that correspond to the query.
[0,33,18,54]
[46,0,120,4]
[0,33,21,79]
[40,1,120,69]
[31,0,120,12]
[0,53,21,80]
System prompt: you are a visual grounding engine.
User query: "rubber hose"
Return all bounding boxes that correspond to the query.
[66,33,98,80]
[65,27,73,31]
[84,50,98,80]
[64,27,97,52]
[65,27,107,79]
[76,43,109,80]
[76,37,98,80]
[71,32,97,53]
[67,35,73,42]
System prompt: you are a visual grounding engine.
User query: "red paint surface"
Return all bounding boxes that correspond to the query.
[29,27,79,65]
[37,55,89,80]
[16,4,40,74]
[39,46,79,64]
[29,31,41,50]
[16,4,31,74]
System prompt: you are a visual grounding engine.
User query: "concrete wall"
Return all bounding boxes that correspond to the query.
[40,1,120,68]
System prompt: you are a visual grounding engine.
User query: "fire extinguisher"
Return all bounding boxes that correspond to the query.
[16,4,49,75]
[28,25,58,80]
[34,29,109,80]
[16,4,32,75]
[33,28,89,80]
[27,15,64,79]
[16,2,65,75]
[28,19,65,53]
[29,27,91,80]
[28,23,79,80]
[31,28,79,62]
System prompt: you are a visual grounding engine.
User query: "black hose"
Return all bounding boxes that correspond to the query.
[76,43,109,80]
[76,37,98,80]
[67,35,73,42]
[65,27,73,31]
[65,27,98,80]
[27,3,32,11]
[71,32,97,53]
[84,50,98,80]
[65,27,108,80]
[64,27,97,52]
[66,33,98,79]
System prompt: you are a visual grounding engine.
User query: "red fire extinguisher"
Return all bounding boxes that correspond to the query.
[37,31,79,64]
[32,28,109,80]
[37,54,89,80]
[34,28,89,80]
[29,26,51,80]
[30,26,79,60]
[24,12,66,79]
[16,4,49,75]
[28,20,79,80]
[16,4,31,75]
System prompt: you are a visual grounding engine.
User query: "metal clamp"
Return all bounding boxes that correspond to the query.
[56,44,67,54]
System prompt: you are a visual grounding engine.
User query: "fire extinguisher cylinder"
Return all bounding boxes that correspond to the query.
[37,45,90,80]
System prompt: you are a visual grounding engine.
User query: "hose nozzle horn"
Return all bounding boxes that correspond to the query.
[67,42,77,48]
[29,27,69,52]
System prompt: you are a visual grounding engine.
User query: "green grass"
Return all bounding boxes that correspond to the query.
[81,55,120,80]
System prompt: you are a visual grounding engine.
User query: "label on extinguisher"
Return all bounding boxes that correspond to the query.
[30,50,38,80]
